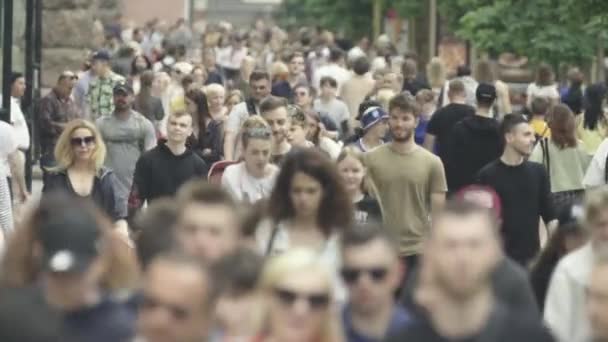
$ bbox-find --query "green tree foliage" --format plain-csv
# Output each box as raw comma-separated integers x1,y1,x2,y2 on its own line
439,0,608,67
278,0,425,40
279,0,608,68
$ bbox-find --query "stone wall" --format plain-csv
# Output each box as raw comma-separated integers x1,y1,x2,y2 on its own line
42,0,120,87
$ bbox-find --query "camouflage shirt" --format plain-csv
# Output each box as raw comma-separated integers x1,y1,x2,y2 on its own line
86,72,125,119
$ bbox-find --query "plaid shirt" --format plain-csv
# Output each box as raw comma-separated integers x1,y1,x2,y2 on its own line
86,72,125,119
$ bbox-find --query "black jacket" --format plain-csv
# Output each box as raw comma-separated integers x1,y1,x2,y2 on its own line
42,167,124,221
128,144,208,219
444,115,503,192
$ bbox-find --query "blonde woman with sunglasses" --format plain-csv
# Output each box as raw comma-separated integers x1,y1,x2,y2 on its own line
43,119,124,223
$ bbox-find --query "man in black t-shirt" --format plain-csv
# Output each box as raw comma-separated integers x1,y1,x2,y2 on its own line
423,79,474,160
477,114,557,266
386,199,554,342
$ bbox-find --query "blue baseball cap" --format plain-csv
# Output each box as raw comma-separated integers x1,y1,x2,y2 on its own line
360,106,388,132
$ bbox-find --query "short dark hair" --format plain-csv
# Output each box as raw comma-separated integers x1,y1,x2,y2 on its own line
213,248,264,296
249,70,270,83
341,223,399,255
177,180,237,211
294,83,316,97
352,57,370,76
10,72,24,85
133,198,179,269
259,95,288,114
535,63,554,86
456,65,472,77
319,76,338,88
149,251,221,312
531,97,550,116
432,198,499,237
288,51,304,62
329,47,345,63
389,93,420,117
448,79,466,96
500,113,529,137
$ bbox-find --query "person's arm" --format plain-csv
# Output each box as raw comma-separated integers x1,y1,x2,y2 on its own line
38,97,62,138
7,150,29,202
497,81,512,115
430,157,448,218
143,119,157,151
206,121,225,164
543,264,575,341
538,165,558,235
127,157,148,223
423,134,436,152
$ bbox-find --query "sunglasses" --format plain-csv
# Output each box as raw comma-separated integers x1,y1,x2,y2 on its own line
273,287,330,311
141,295,190,321
70,136,95,147
340,267,388,285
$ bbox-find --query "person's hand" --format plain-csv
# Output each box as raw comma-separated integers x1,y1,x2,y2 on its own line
318,122,328,138
18,191,30,204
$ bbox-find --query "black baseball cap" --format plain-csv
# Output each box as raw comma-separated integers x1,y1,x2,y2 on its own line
113,83,133,95
37,208,102,274
476,83,497,102
91,49,111,61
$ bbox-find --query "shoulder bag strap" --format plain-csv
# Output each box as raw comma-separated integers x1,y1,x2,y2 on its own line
265,222,280,257
541,138,551,183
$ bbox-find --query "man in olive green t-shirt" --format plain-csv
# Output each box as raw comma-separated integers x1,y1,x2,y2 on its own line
364,93,447,268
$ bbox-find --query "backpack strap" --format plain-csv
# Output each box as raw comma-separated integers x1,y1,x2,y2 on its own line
265,223,280,257
540,138,550,180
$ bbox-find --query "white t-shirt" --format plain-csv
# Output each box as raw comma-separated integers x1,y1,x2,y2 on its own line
526,83,560,108
255,219,346,302
0,121,18,177
221,162,278,203
10,97,30,150
583,138,608,188
313,64,351,93
313,98,350,129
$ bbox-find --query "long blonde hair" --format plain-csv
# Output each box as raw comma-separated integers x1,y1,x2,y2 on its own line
52,119,106,172
257,248,344,342
337,147,382,208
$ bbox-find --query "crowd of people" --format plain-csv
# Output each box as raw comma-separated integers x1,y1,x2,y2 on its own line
1,16,608,342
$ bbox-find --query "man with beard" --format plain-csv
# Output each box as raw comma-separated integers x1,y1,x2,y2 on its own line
386,200,554,341
364,93,447,270
97,83,156,218
476,114,557,266
545,187,608,342
128,111,208,221
224,71,271,161
259,96,292,166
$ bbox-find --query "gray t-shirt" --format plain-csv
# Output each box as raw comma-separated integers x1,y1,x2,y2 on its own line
313,98,350,132
96,110,156,212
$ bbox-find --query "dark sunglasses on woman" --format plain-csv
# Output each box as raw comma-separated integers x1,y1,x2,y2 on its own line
70,136,95,147
273,287,330,310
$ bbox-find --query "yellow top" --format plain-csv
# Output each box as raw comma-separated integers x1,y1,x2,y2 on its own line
530,118,551,138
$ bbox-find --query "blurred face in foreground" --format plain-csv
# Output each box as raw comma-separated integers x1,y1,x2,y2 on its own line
266,268,331,342
425,211,500,300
